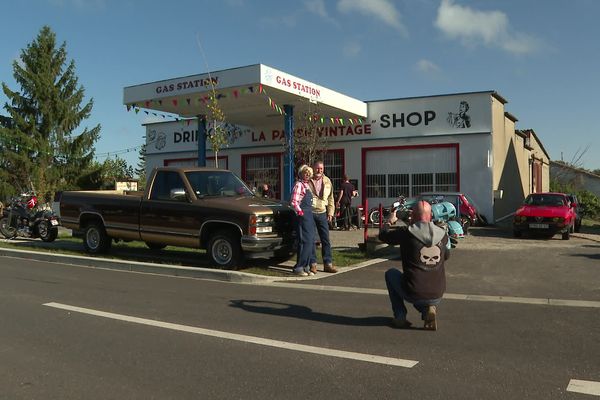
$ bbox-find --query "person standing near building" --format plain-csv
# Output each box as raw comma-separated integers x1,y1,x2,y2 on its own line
309,160,337,274
261,183,275,199
379,200,449,330
336,174,356,230
290,165,315,277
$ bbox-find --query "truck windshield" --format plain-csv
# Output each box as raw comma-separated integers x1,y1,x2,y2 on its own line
185,171,254,197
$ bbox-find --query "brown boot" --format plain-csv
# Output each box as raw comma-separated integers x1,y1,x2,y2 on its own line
324,263,338,273
423,305,437,331
309,263,318,274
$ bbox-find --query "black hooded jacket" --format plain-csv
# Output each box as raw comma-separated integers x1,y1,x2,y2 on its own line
379,221,449,300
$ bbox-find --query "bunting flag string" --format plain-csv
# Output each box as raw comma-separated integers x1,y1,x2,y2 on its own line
124,84,364,125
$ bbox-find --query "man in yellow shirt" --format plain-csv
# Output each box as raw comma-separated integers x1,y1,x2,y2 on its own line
308,160,337,273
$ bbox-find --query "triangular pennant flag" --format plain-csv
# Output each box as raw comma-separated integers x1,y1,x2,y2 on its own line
248,86,254,93
126,105,131,112
144,111,149,115
152,112,157,116
358,118,363,124
340,118,344,125
187,120,191,126
233,90,239,98
172,99,178,107
259,84,263,93
268,98,272,106
145,101,151,108
186,98,191,105
158,100,162,105
134,108,140,114
320,117,324,124
162,114,166,118
349,118,354,125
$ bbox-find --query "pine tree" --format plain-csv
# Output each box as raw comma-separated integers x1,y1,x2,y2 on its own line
0,25,100,201
135,142,147,189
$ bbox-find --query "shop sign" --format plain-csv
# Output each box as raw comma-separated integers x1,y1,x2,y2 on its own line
369,92,492,138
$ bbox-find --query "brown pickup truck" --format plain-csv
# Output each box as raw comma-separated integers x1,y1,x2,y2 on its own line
60,167,296,268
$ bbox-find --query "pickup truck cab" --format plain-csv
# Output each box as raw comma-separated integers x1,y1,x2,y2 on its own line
60,167,296,268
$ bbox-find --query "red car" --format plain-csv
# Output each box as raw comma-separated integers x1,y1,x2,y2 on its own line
513,192,577,240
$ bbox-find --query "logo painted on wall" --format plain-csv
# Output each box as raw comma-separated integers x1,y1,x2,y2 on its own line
446,101,471,128
148,129,167,150
155,132,167,150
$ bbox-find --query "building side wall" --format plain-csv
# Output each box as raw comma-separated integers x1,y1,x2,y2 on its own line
550,163,600,197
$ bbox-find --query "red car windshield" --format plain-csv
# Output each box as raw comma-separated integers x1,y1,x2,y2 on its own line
524,194,566,207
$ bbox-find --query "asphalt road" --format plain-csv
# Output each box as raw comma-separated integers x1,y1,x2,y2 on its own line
1,232,599,399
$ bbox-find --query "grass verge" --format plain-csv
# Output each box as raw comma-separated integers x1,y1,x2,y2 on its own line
0,234,376,276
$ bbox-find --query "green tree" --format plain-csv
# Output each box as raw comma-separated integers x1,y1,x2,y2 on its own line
136,142,147,190
0,25,100,201
77,157,134,190
204,84,241,168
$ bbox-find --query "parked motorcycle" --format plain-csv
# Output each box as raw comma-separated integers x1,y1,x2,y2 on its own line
368,196,414,226
0,192,59,242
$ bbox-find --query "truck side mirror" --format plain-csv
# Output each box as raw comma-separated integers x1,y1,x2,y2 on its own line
170,188,188,201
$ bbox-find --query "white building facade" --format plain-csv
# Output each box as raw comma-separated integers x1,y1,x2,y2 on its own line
143,90,549,223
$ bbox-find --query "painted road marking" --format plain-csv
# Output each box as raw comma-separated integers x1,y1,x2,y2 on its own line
43,302,418,368
567,379,600,396
267,283,600,309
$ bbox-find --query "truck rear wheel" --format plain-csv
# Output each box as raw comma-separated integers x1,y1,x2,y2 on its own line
83,223,111,254
208,230,242,269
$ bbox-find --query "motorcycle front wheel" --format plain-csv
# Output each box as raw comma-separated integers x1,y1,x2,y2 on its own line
368,210,380,226
0,216,17,239
38,220,58,242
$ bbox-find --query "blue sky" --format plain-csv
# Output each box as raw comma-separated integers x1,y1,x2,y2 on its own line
1,0,599,170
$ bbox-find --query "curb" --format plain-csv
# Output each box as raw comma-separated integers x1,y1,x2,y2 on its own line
0,246,391,284
0,247,274,284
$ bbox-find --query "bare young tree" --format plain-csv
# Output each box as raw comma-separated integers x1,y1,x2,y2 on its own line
288,102,329,168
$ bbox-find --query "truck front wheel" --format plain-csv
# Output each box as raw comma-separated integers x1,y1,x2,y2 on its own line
83,223,112,254
208,230,242,269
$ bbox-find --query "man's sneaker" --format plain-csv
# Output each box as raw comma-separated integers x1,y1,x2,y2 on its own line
309,263,318,274
324,263,338,273
423,306,437,331
390,318,412,329
308,271,315,276
293,270,308,277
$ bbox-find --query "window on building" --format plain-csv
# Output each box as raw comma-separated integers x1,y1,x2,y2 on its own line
323,150,344,192
412,173,433,196
388,174,410,198
366,174,386,198
435,172,457,192
243,154,281,198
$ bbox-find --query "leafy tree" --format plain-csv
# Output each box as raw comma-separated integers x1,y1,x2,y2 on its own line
0,25,100,201
77,157,134,190
204,84,241,168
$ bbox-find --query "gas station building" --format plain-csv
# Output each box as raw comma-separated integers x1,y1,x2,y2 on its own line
123,64,550,223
